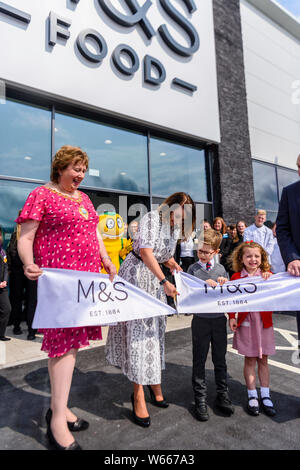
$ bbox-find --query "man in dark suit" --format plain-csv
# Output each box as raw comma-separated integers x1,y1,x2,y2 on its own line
276,154,300,343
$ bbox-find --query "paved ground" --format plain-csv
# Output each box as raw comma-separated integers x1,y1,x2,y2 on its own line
0,312,299,451
0,315,192,369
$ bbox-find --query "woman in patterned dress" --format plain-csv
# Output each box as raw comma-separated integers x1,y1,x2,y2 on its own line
17,146,116,450
106,193,196,427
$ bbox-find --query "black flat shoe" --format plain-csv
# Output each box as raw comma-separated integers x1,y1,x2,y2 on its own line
246,397,260,416
215,392,234,416
194,400,209,422
0,336,11,341
46,408,89,432
261,397,276,417
27,333,36,341
46,413,82,450
131,394,150,428
13,327,22,335
147,385,169,408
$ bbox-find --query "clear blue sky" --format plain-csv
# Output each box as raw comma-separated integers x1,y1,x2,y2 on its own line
275,0,300,19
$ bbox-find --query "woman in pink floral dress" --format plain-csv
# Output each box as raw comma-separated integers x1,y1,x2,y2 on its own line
17,146,116,450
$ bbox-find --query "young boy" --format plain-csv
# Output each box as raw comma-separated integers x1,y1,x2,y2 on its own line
187,229,234,421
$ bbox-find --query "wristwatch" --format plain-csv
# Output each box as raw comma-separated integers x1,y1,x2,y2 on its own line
159,278,168,286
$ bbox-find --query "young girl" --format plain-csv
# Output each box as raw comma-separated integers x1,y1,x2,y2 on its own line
229,241,276,417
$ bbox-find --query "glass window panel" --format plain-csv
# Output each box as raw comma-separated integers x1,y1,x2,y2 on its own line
81,188,150,227
150,138,209,202
152,197,212,232
277,167,298,199
0,180,40,249
0,99,51,180
265,211,277,226
55,113,149,194
252,161,278,211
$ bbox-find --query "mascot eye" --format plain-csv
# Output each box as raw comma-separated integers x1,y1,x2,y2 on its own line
117,217,123,229
106,218,115,229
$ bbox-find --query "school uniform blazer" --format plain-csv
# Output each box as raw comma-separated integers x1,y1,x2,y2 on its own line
228,272,273,328
276,180,300,267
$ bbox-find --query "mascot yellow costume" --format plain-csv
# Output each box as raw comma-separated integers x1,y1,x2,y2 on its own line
98,212,132,273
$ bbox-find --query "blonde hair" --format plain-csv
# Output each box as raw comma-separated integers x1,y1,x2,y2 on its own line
257,209,266,216
198,229,222,251
51,146,89,183
230,241,271,273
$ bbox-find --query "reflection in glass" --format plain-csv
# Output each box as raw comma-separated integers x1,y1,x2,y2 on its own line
152,197,212,232
150,138,208,202
253,161,278,211
266,211,277,226
82,189,150,231
277,167,298,199
0,99,51,180
55,113,148,194
0,180,40,248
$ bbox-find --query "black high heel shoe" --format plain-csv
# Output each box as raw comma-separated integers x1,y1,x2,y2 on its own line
131,394,151,428
147,385,169,408
46,411,82,450
46,408,89,432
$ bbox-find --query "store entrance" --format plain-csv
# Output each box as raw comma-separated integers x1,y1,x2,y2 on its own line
82,188,150,238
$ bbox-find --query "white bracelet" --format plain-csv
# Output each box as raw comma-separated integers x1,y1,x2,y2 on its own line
102,256,111,261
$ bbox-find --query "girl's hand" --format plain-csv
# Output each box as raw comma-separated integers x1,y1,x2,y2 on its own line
163,281,179,298
23,263,43,281
229,318,237,332
206,279,218,287
0,281,7,289
262,271,272,280
217,277,228,286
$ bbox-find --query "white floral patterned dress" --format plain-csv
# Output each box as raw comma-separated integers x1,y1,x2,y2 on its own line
105,210,179,385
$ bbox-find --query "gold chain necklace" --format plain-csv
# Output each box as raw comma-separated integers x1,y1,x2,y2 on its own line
46,186,89,220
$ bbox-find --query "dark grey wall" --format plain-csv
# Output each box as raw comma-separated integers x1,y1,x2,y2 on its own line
211,0,256,225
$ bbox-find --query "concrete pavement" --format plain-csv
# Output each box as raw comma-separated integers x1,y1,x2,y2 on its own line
0,313,299,450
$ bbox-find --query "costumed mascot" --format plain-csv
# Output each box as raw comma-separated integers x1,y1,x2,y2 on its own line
98,212,132,273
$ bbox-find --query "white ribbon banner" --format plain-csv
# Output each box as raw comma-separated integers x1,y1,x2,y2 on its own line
174,271,300,314
32,268,176,328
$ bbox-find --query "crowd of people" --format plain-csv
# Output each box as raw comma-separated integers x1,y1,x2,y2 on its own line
176,210,282,279
0,144,299,451
0,220,38,342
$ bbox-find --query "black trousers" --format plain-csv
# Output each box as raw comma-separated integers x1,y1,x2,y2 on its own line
180,257,195,273
192,315,228,401
0,289,11,337
9,268,37,330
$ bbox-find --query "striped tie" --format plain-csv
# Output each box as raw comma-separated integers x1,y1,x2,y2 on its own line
206,262,212,271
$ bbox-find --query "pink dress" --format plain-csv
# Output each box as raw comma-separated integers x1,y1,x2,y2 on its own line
232,268,276,358
16,186,102,358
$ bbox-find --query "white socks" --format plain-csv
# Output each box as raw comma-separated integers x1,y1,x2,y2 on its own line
260,387,273,407
248,389,259,407
248,388,273,408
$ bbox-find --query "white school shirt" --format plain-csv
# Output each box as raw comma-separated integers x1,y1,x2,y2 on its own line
198,258,215,271
243,224,275,257
271,239,286,274
180,237,195,257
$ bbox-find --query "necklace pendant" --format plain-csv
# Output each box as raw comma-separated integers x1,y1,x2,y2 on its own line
79,206,89,220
